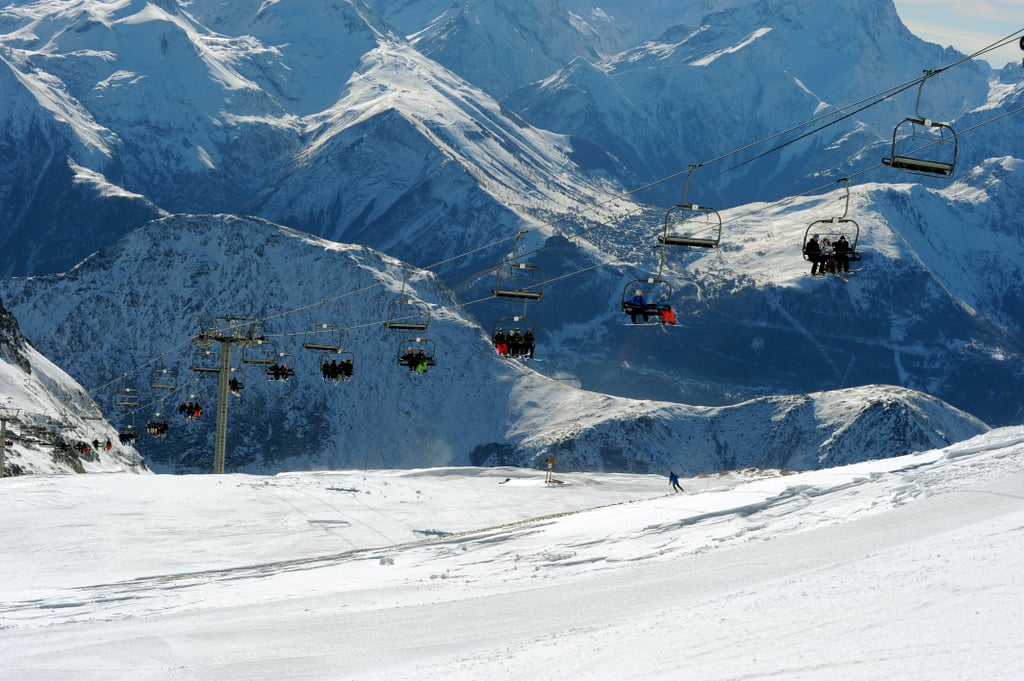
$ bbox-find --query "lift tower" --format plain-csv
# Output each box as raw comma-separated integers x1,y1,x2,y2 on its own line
0,404,20,479
191,316,261,474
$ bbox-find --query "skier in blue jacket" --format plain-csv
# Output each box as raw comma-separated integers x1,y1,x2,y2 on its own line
625,289,649,324
669,471,684,493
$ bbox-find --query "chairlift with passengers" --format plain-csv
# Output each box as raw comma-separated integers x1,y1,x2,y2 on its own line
145,406,169,438
621,219,674,322
318,351,355,382
177,384,204,420
264,349,295,382
658,165,722,250
118,414,139,445
305,319,354,380
882,69,959,177
228,369,245,396
620,277,674,324
491,316,536,359
396,337,436,373
802,179,862,264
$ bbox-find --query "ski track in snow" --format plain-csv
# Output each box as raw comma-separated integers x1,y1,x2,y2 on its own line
2,430,1019,629
1,428,1023,679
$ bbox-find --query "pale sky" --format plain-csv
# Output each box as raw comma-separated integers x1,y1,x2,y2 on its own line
893,0,1023,68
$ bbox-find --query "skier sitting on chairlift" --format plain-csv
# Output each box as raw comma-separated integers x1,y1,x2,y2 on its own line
625,289,650,324
493,328,508,356
656,294,676,325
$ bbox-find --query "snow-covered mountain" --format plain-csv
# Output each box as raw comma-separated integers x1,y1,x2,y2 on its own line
505,0,996,202
1,0,1013,273
0,297,143,474
0,0,1021,472
525,162,1024,430
0,214,988,474
0,0,630,277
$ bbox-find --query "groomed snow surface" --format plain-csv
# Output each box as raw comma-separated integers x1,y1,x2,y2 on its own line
2,427,1024,680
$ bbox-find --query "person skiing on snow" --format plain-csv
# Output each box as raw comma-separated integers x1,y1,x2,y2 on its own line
669,471,684,493
545,455,557,483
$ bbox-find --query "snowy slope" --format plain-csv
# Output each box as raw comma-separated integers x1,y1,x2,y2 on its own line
1,426,1022,679
0,298,143,475
0,214,986,475
406,0,604,98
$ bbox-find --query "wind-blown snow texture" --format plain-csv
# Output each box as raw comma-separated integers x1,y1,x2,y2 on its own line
0,0,1021,472
2,428,1023,679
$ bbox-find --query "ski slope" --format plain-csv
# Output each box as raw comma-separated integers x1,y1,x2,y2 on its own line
2,427,1023,680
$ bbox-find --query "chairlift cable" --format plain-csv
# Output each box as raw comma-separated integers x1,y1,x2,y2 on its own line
86,30,1024,408
96,100,1023,410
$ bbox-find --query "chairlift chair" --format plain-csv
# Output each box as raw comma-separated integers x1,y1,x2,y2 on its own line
492,262,545,301
118,416,138,445
396,337,436,372
145,410,169,438
802,179,862,263
47,414,76,431
240,339,279,366
882,70,959,177
620,277,674,321
384,297,431,331
228,371,245,395
150,362,178,391
803,218,861,263
178,393,204,420
264,350,296,381
190,347,220,374
302,323,346,353
658,166,722,250
492,230,545,301
658,203,722,250
302,304,347,352
491,316,537,358
319,350,355,382
114,387,140,409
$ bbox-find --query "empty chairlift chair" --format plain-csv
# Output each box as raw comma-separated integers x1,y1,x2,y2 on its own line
114,386,140,409
658,166,722,250
384,297,431,332
658,204,722,249
492,231,545,301
882,69,959,177
150,359,178,391
492,262,545,301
